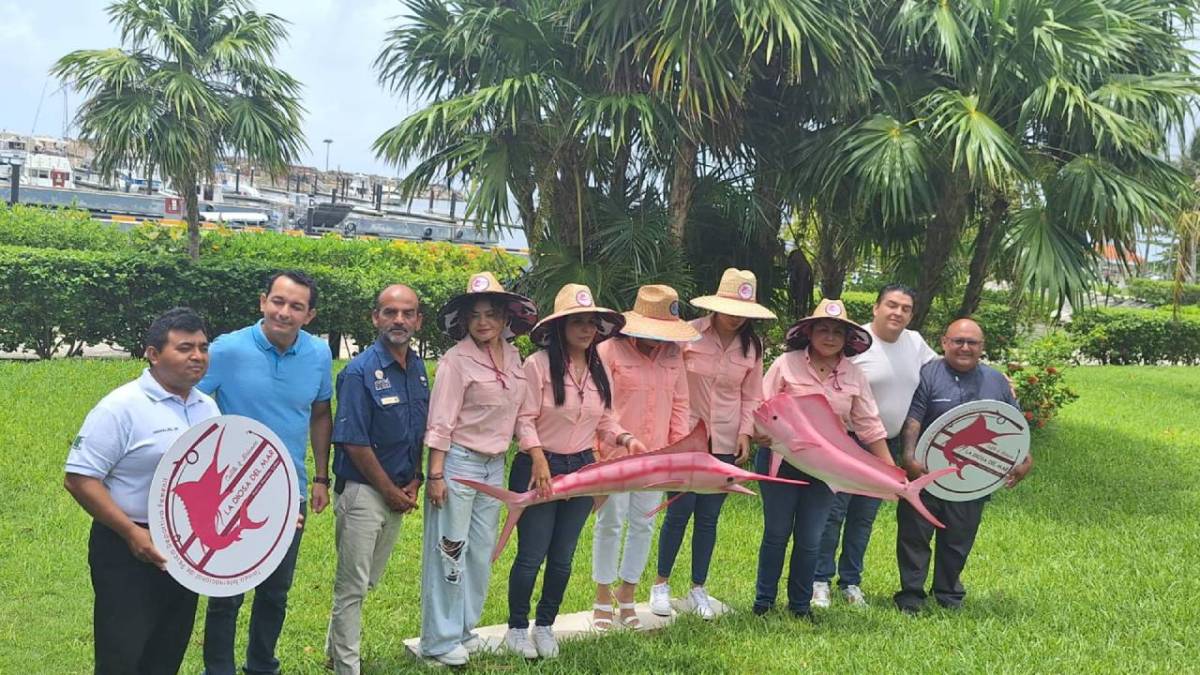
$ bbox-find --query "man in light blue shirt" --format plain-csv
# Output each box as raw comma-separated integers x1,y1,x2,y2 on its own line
65,307,220,674
198,270,334,675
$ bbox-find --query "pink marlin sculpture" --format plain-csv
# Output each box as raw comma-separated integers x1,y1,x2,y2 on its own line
753,393,956,528
456,421,809,562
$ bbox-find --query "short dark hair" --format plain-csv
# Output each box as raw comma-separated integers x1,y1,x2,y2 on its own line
265,270,319,310
875,283,917,305
145,307,207,352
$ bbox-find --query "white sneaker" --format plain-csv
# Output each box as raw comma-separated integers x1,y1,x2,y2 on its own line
461,633,483,654
432,644,469,666
503,627,538,659
531,625,559,659
842,584,868,607
649,582,673,616
687,586,715,620
812,581,832,609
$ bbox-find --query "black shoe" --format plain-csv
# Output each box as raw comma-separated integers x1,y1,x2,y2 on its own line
895,602,921,616
936,600,962,611
752,604,771,616
790,609,816,623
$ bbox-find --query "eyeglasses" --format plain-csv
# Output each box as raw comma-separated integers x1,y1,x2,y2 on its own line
947,338,983,348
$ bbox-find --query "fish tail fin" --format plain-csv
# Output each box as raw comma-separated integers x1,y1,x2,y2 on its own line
901,467,958,529
491,506,524,563
455,479,527,562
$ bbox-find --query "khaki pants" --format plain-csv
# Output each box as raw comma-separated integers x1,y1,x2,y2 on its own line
325,481,404,675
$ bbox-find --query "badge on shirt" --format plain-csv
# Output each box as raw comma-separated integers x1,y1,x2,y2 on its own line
374,377,392,391
375,369,384,380
380,395,400,405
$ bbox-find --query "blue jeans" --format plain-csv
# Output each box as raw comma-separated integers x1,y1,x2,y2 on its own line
656,454,735,586
814,492,882,587
420,444,505,657
753,447,834,613
506,451,595,629
203,501,307,675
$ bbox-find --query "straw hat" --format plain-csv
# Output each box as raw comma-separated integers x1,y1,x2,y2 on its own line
620,285,701,342
529,283,625,347
690,268,777,320
437,271,539,340
784,298,872,356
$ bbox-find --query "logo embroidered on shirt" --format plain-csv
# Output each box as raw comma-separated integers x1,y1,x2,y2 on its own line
374,378,392,391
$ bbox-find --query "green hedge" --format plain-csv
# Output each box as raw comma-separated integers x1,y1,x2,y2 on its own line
1067,309,1200,365
1127,278,1200,306
0,205,525,359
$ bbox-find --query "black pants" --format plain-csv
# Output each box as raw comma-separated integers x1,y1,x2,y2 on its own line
506,451,595,629
89,521,198,675
894,492,987,609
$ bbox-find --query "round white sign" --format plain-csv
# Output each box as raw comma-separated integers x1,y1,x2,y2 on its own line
148,415,300,597
915,401,1030,502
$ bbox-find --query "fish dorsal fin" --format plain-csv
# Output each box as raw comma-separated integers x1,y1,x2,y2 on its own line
580,420,710,472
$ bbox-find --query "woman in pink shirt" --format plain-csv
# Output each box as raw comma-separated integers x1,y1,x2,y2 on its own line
418,272,538,666
590,285,697,631
503,284,647,660
752,299,890,620
651,269,777,621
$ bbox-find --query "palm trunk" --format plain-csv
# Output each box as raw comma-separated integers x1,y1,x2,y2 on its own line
787,248,815,317
668,135,697,245
182,172,201,261
957,195,1008,318
912,181,969,330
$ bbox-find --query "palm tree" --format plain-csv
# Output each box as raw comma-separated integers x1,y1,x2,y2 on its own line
806,0,1199,327
53,0,305,260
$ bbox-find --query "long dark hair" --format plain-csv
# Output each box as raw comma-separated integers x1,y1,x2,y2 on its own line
546,319,613,408
737,319,762,359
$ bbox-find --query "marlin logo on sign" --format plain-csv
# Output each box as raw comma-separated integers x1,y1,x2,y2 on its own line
173,428,267,554
938,415,1020,478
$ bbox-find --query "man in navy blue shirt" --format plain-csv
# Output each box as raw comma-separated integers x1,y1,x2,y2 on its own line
198,270,334,675
895,318,1034,613
325,284,428,674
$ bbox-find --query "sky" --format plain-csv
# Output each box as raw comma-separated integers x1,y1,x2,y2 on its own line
0,0,419,176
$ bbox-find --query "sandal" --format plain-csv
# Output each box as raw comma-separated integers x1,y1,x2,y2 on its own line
591,602,616,632
617,601,642,630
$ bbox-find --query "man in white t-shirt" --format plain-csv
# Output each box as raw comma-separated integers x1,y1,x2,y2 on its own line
812,285,937,608
64,308,221,673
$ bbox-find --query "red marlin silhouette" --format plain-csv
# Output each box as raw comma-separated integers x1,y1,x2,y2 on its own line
174,440,267,554
939,415,1020,477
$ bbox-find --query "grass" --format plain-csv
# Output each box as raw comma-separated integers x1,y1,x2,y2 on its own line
2,361,1198,673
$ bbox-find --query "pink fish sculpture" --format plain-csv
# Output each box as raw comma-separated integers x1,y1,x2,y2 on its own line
457,421,809,561
754,393,955,528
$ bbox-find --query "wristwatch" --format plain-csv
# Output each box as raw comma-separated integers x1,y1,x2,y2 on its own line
312,476,331,486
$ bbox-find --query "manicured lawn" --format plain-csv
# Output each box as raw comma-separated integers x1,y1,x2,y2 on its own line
1,362,1197,673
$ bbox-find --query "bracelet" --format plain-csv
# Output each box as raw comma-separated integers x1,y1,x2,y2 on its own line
427,473,444,480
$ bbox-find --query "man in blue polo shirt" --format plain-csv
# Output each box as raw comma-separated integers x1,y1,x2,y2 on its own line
895,318,1033,614
198,270,334,675
65,307,220,674
326,284,428,674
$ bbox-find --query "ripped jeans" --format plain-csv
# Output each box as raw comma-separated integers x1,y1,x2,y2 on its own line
419,444,505,657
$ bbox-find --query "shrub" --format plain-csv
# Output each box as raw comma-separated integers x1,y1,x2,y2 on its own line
1005,331,1081,429
1127,278,1200,306
0,203,131,251
1067,309,1200,365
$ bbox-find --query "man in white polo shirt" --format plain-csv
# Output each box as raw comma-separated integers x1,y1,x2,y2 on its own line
65,308,221,674
812,284,937,608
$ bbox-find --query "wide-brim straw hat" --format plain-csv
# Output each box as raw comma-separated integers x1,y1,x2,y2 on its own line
785,298,872,356
690,268,777,320
438,271,539,340
620,284,701,342
529,283,625,347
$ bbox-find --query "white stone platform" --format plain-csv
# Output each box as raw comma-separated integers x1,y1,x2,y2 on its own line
403,596,732,662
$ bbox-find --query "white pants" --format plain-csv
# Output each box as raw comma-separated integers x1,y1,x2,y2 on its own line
592,491,663,586
325,481,405,675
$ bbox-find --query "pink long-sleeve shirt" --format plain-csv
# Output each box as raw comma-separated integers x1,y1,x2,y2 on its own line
515,350,627,455
425,336,526,455
597,337,690,460
762,348,888,445
683,317,764,455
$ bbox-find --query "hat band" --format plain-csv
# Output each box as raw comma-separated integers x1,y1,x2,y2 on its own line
715,291,755,301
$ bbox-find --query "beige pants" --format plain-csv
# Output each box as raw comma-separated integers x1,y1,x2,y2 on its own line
325,481,405,675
